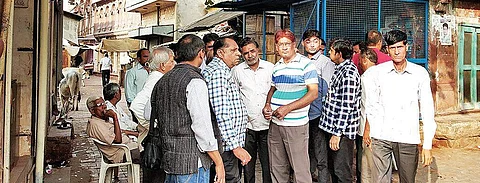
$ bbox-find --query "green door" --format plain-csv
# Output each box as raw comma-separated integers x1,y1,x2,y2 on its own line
459,25,480,109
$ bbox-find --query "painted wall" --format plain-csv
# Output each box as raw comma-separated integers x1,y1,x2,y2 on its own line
141,5,175,27
429,0,480,114
11,0,34,157
175,0,207,39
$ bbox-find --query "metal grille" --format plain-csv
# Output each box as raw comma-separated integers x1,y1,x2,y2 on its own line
380,0,426,59
326,0,378,44
292,0,318,52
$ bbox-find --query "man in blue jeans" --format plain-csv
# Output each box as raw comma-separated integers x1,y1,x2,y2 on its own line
150,34,225,183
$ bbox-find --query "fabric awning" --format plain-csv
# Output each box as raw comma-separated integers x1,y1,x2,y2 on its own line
179,9,245,32
100,38,143,52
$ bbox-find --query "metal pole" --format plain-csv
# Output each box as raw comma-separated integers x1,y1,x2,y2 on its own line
242,14,246,38
2,1,14,182
262,11,266,60
35,0,50,181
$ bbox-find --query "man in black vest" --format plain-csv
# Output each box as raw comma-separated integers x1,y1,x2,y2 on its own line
150,34,225,183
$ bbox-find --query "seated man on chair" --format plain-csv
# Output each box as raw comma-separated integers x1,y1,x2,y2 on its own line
86,96,140,181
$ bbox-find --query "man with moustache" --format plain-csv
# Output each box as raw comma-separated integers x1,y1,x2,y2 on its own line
368,30,436,183
202,37,250,183
231,37,273,183
301,29,335,181
263,29,318,183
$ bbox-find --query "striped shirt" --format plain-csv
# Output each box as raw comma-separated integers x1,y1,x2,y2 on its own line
271,53,318,126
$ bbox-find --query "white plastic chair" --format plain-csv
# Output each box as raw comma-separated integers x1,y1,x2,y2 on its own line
91,138,140,183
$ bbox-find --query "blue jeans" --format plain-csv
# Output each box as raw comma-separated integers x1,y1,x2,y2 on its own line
165,167,210,183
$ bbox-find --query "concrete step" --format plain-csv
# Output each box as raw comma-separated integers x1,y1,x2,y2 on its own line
433,113,480,148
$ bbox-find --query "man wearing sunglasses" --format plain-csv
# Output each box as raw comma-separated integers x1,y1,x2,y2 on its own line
86,96,140,182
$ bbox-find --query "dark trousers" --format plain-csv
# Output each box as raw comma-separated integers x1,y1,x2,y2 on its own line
222,150,241,183
371,138,418,183
309,117,321,177
244,129,271,183
101,70,110,86
140,151,166,183
356,135,363,183
317,129,355,183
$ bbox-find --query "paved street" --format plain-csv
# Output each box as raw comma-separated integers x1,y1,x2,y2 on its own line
44,74,480,183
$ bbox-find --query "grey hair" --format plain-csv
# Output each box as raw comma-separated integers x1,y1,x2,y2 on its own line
86,96,102,109
148,46,174,71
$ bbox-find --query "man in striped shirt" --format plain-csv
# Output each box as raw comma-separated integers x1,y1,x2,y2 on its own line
318,38,361,183
263,29,318,183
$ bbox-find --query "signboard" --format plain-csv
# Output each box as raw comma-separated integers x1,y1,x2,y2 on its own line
63,15,79,45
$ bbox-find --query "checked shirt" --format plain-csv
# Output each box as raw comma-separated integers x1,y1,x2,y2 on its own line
319,60,361,140
202,57,248,151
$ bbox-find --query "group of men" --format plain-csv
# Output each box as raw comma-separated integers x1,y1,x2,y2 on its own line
87,28,436,183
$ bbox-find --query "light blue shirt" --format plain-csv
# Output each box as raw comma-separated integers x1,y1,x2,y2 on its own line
125,63,149,103
308,51,335,120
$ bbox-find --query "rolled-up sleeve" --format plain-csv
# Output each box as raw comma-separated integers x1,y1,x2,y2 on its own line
187,79,218,152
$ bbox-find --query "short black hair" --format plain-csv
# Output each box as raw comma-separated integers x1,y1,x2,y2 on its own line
136,48,149,58
320,38,326,46
360,49,378,64
354,41,367,52
385,30,407,46
176,34,205,62
443,23,448,28
203,33,219,44
103,83,120,101
302,29,321,41
213,36,235,56
329,37,353,60
239,37,259,49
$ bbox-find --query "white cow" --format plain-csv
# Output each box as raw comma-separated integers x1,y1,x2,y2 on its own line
59,70,82,119
62,67,90,87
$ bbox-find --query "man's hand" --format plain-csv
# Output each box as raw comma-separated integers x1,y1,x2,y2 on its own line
329,135,341,151
104,109,117,119
214,163,225,183
363,129,371,147
123,130,139,137
262,104,273,120
272,105,291,120
422,149,433,167
232,147,251,166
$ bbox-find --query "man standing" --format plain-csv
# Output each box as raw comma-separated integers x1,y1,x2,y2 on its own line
263,29,318,183
353,30,392,74
103,83,138,132
369,30,436,183
357,49,378,183
231,37,273,183
150,34,225,183
100,53,111,86
125,48,150,107
202,37,251,183
203,33,219,67
318,38,361,183
301,29,335,181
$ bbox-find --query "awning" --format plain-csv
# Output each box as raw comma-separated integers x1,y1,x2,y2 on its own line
128,25,174,39
179,9,245,32
212,0,301,12
100,38,143,52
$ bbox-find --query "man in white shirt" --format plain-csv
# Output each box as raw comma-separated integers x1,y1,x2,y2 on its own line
232,38,273,183
103,83,138,133
129,46,175,147
357,49,378,183
100,53,111,86
368,30,437,183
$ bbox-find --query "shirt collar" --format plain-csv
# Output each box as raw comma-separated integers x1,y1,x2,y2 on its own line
386,59,413,74
278,53,302,64
135,62,147,70
311,51,324,60
211,57,231,71
243,59,266,70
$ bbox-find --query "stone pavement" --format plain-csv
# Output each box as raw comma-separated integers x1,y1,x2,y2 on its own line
44,74,480,183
